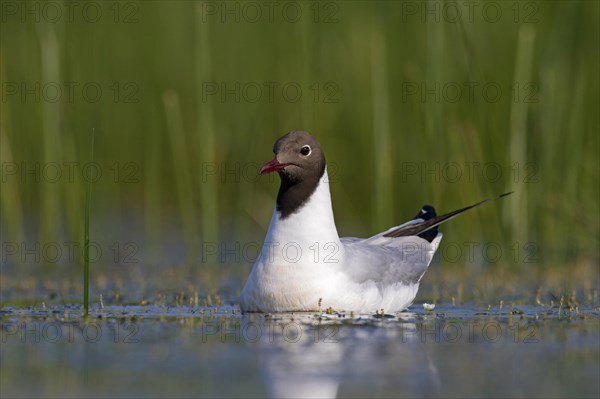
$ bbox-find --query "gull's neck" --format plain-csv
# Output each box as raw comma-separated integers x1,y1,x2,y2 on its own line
264,169,342,250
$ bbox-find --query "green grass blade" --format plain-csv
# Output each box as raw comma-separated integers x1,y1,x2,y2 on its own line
83,129,95,317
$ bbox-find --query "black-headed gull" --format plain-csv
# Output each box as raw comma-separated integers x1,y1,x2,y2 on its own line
240,131,511,313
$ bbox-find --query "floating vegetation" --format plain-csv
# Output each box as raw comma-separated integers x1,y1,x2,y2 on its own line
423,303,436,311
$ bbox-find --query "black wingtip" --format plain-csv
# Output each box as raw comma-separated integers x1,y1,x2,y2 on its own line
413,205,438,242
413,205,436,221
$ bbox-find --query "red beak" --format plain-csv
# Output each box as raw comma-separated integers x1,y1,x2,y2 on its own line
260,158,288,174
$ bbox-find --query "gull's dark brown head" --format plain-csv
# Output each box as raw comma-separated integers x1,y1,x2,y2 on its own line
260,131,326,181
260,131,327,218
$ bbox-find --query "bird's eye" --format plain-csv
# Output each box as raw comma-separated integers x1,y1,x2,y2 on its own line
300,145,311,156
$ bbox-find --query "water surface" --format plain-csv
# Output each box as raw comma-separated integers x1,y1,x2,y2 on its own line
1,303,598,398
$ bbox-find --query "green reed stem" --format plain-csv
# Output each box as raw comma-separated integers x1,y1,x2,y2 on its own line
83,129,95,317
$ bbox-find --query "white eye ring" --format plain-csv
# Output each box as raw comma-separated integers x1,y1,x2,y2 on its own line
300,145,312,156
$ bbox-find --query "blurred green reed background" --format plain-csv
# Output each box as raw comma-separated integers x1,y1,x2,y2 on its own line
1,1,598,301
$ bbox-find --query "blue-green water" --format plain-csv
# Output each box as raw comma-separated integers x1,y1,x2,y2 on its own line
1,304,598,398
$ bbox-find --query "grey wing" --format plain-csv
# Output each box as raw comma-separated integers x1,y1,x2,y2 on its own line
340,234,441,286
